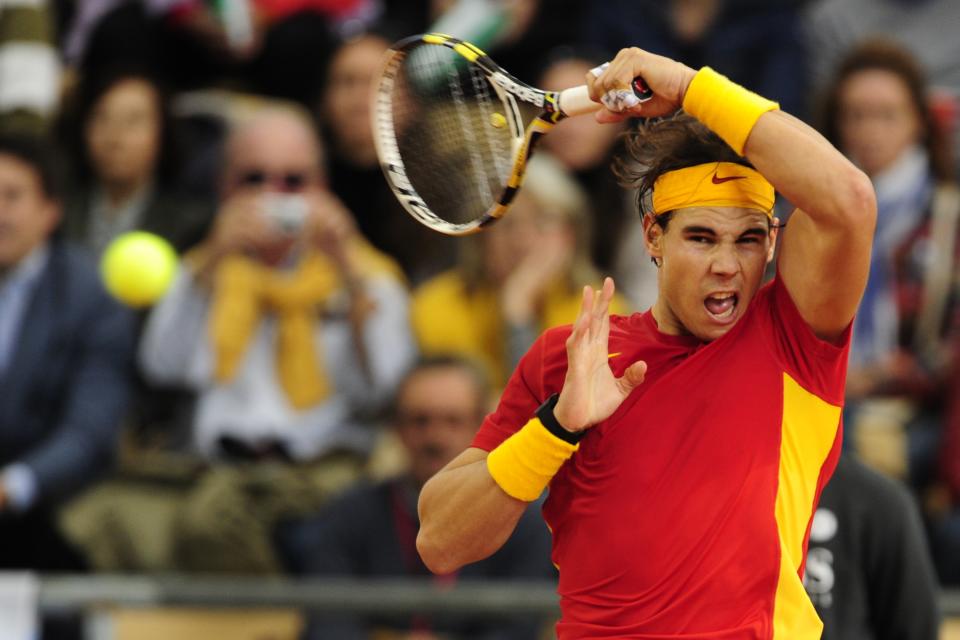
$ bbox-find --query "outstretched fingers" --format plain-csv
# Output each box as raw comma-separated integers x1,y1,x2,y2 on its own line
573,285,593,336
567,285,593,354
569,279,617,365
591,277,615,342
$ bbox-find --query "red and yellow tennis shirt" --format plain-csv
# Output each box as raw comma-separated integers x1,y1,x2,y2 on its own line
472,276,851,639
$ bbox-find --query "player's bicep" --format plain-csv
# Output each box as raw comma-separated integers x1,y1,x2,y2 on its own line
777,206,873,342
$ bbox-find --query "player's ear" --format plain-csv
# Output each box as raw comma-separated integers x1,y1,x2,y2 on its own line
766,217,780,264
643,214,664,265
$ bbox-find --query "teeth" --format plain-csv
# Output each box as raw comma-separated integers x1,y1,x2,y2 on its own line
704,293,737,319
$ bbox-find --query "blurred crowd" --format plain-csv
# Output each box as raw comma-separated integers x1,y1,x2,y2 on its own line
1,0,960,638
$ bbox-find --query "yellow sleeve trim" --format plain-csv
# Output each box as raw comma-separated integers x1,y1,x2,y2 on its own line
486,417,579,502
682,67,779,155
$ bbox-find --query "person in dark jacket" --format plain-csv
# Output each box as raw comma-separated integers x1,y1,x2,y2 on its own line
804,454,941,639
0,134,136,569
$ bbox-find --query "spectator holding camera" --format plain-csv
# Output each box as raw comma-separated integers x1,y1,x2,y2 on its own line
138,104,416,573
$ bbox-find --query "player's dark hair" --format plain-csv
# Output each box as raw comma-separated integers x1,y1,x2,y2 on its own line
615,113,751,229
0,134,64,200
817,38,953,182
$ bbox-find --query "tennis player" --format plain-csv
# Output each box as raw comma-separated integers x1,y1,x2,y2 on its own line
417,47,877,638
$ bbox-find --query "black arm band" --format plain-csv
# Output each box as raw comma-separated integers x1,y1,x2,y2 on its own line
536,393,585,444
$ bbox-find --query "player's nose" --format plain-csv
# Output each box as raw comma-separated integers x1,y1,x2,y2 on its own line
709,243,740,276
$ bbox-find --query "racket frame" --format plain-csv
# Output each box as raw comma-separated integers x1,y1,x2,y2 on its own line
373,33,573,236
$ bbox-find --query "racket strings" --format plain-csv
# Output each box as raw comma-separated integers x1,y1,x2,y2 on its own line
468,64,512,186
450,65,497,208
390,44,516,226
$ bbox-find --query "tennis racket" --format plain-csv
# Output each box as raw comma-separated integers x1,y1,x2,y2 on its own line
373,33,652,236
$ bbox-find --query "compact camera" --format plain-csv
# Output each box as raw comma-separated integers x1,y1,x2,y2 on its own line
261,193,308,234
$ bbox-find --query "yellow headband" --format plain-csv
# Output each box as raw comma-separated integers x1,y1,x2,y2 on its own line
651,162,775,217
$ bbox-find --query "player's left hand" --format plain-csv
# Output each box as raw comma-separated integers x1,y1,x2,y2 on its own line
585,47,697,123
553,277,648,433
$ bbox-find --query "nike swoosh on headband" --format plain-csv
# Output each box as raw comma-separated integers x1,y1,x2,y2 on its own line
711,173,747,184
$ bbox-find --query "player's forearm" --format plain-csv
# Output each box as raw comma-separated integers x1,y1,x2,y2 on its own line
676,66,875,231
677,66,877,337
417,455,527,575
742,110,876,229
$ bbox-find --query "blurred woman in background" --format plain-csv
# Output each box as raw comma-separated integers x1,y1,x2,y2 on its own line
818,40,960,572
60,65,212,257
319,32,453,285
821,40,957,390
411,154,630,389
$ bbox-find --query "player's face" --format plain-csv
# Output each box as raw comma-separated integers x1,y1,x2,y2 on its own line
0,154,59,271
646,206,776,342
394,367,486,487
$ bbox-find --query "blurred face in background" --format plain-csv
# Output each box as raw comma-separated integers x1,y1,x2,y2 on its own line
394,365,486,487
837,68,923,177
84,78,163,191
222,111,325,261
224,112,323,199
322,35,389,167
0,154,59,271
481,189,574,284
538,58,625,171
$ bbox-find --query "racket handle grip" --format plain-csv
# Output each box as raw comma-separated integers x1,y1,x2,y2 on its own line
632,77,654,101
558,77,653,118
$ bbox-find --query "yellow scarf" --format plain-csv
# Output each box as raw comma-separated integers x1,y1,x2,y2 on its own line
207,240,404,409
209,251,341,410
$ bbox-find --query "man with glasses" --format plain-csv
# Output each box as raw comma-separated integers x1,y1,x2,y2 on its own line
138,104,416,573
277,355,556,639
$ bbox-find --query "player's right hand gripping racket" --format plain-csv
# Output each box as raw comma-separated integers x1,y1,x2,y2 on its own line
372,33,652,236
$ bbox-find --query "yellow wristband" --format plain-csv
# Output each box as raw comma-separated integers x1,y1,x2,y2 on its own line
682,67,779,155
486,417,579,502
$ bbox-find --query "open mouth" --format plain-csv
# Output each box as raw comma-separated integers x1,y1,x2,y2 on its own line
704,292,738,320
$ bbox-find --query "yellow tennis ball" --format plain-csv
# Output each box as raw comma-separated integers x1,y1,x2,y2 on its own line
100,231,178,307
490,112,507,129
